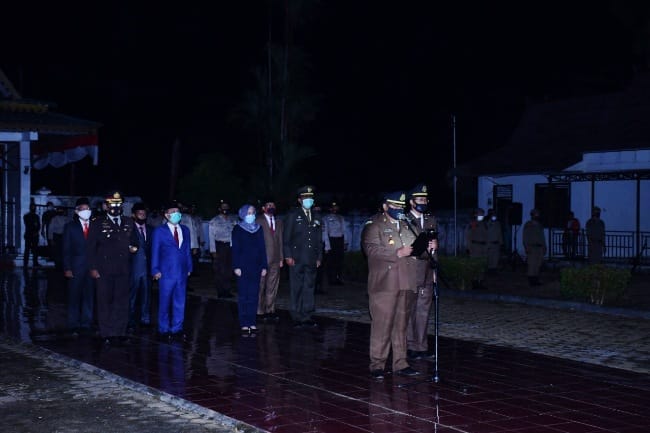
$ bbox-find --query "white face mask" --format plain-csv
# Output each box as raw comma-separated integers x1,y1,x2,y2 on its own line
77,209,92,221
491,216,497,221
477,215,485,221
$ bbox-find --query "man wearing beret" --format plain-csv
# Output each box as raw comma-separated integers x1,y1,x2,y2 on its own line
404,184,439,361
86,192,133,345
361,191,430,379
283,185,324,327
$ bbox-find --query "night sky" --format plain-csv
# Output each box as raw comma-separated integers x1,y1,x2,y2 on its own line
2,1,642,209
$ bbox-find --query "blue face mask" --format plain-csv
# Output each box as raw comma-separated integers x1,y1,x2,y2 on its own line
168,212,182,225
414,203,428,213
244,215,255,224
386,207,405,221
302,198,314,209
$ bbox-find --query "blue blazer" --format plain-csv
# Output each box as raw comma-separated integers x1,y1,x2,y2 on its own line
62,218,90,274
150,223,193,278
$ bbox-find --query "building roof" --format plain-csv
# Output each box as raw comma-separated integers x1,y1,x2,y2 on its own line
0,68,101,136
457,73,650,178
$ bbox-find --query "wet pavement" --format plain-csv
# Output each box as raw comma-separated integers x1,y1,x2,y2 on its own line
2,265,650,432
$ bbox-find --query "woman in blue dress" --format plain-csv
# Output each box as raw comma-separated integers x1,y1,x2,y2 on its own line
231,204,268,333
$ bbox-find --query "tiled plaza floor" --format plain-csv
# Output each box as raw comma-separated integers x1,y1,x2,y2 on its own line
2,267,650,432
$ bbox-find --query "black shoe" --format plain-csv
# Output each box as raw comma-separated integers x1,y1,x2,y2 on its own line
396,367,420,377
292,321,303,329
302,320,318,328
407,349,422,361
370,369,385,380
269,313,280,321
157,332,171,343
257,314,267,322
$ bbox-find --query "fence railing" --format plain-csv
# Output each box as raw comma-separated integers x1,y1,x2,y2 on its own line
550,229,650,264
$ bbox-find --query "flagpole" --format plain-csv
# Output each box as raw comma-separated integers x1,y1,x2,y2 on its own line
452,114,457,256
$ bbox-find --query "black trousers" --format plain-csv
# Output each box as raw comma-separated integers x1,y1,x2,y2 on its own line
326,236,345,283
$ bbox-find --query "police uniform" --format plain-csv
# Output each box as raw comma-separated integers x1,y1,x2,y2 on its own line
86,192,133,343
585,207,606,264
322,202,347,285
405,184,438,358
282,186,323,325
361,191,419,377
208,201,238,297
522,209,546,286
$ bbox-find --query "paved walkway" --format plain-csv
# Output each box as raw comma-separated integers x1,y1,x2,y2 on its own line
1,265,649,432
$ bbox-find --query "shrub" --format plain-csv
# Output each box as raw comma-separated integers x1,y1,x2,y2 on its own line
560,265,631,305
437,255,487,290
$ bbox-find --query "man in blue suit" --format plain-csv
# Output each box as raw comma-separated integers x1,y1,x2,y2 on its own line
128,202,153,332
151,201,193,343
62,197,95,336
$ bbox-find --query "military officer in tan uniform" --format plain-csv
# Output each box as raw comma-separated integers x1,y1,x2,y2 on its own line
585,206,606,264
522,208,546,286
466,208,489,289
361,191,427,380
404,184,439,361
486,208,503,272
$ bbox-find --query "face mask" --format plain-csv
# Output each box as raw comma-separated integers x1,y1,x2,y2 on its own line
135,217,147,224
491,216,497,221
244,215,256,224
414,203,428,213
302,198,314,209
266,207,276,216
476,215,485,221
168,212,182,225
386,207,405,221
77,209,92,221
108,206,122,217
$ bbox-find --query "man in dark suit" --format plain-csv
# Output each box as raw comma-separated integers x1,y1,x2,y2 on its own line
282,185,323,327
128,202,153,332
62,197,95,336
87,192,133,345
151,201,193,342
256,198,284,321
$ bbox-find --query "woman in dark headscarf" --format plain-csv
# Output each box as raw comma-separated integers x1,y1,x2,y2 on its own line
231,204,268,333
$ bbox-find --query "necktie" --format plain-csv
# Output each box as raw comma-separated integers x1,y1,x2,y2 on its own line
83,222,89,239
112,217,119,226
174,226,179,247
140,225,145,241
306,210,311,222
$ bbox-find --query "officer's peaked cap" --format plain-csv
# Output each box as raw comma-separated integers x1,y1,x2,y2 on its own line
409,184,428,198
384,191,406,207
297,185,315,197
105,192,123,205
